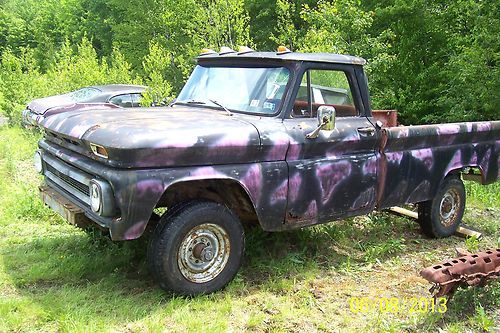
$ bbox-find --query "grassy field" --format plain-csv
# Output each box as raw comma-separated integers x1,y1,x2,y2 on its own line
0,126,498,333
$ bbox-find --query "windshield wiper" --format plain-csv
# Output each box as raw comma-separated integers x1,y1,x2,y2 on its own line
209,99,233,116
170,99,232,116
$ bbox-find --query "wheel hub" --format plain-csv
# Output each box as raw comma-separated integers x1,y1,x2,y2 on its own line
192,243,207,260
439,188,460,227
177,223,230,283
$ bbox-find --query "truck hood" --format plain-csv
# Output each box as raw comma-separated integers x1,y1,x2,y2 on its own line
28,93,75,114
41,107,263,168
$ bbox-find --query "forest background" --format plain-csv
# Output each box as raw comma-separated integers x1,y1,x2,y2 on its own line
0,0,498,125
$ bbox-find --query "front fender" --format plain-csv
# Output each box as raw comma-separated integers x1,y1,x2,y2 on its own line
110,162,289,240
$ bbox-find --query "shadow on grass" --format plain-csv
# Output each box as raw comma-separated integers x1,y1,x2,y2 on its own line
2,229,151,290
240,212,434,283
3,212,420,291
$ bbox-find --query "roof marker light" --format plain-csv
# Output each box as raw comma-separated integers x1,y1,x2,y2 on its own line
277,46,291,55
237,46,254,54
219,46,236,55
199,48,217,56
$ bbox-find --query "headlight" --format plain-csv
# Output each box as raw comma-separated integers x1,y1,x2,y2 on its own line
33,150,43,174
90,182,101,212
89,179,115,216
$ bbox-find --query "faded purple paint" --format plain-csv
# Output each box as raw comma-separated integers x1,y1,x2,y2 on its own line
124,220,149,239
362,158,377,175
135,179,165,196
479,148,492,176
437,124,461,135
288,172,302,203
303,200,318,222
351,187,376,210
386,152,404,164
411,148,434,171
397,127,409,138
189,166,226,178
469,151,478,165
407,180,431,203
153,133,199,149
445,150,462,176
476,122,491,132
287,138,301,160
316,161,352,205
240,164,263,205
271,179,288,204
265,132,290,161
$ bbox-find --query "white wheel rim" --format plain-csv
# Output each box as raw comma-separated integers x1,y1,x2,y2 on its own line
177,223,230,283
439,188,460,227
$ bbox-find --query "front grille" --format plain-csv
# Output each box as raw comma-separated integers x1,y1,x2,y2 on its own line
46,164,90,196
42,153,92,205
46,131,81,147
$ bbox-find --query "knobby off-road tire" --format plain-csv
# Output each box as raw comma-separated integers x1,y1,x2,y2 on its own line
418,176,466,238
147,200,245,295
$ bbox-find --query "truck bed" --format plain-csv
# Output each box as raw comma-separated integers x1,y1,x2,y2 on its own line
377,121,499,209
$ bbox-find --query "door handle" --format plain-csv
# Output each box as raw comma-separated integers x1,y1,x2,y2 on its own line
357,127,376,135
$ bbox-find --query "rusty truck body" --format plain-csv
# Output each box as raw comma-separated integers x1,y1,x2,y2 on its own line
35,50,499,295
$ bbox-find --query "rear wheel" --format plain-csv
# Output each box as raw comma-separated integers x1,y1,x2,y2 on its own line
148,201,244,295
418,176,466,238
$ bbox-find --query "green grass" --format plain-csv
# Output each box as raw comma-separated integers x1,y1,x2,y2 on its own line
0,126,499,332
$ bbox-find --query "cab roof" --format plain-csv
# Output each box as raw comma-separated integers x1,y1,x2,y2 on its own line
197,51,366,66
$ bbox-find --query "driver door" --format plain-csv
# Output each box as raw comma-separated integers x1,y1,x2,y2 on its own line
284,66,379,226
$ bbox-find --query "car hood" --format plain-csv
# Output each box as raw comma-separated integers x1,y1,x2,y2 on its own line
43,103,119,118
28,93,75,114
40,107,263,168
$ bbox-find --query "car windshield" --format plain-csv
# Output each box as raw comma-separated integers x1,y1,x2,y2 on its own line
176,65,291,115
69,87,101,102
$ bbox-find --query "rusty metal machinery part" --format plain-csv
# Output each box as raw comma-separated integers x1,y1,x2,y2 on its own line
420,249,500,297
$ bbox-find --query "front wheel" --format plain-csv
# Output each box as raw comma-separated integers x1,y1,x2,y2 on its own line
147,201,245,295
418,176,466,238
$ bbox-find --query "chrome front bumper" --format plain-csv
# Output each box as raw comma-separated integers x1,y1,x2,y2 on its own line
39,149,116,230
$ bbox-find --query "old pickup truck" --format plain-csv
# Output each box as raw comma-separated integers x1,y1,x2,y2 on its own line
35,47,499,295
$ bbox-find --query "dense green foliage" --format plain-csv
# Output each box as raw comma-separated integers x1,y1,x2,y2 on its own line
0,0,498,124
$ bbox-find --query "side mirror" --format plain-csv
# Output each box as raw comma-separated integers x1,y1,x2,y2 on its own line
306,106,336,139
317,105,336,130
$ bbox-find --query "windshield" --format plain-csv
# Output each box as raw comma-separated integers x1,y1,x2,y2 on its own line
176,65,291,115
69,87,101,102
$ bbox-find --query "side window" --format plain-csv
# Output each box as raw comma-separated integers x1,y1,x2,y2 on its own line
291,69,357,118
131,93,143,107
109,94,133,108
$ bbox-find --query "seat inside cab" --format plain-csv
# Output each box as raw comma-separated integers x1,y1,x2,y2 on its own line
291,83,357,118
